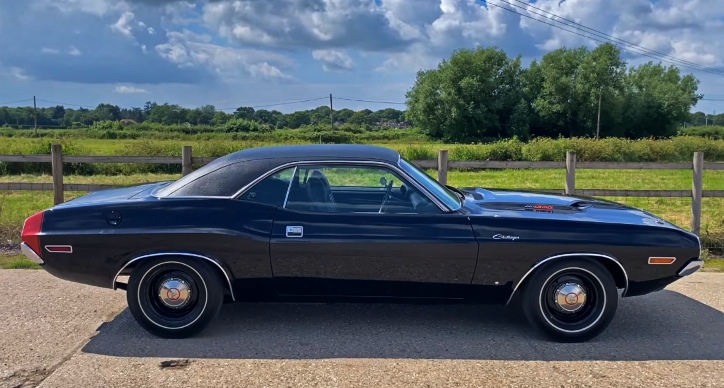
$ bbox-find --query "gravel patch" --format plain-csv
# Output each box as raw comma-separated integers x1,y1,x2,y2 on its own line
0,244,19,255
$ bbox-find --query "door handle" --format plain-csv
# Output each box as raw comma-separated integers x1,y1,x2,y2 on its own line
286,226,303,238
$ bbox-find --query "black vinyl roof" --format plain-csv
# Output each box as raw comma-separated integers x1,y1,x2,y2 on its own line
155,144,401,197
214,144,400,165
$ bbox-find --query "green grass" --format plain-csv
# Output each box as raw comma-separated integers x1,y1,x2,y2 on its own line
702,260,724,272
0,255,40,269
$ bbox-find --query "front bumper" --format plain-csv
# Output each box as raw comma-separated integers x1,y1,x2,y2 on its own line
678,259,704,277
20,242,44,264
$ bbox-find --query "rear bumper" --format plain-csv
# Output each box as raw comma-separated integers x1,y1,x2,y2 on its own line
677,259,704,277
20,242,44,264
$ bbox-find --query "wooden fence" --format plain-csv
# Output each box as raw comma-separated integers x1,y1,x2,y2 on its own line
1,144,723,236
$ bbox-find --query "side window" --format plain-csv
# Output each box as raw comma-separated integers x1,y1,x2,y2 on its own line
240,167,296,207
284,164,440,214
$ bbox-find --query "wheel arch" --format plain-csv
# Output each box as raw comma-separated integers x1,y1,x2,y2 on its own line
506,252,628,305
112,252,236,302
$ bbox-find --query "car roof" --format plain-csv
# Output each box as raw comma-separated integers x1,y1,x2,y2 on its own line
155,144,402,198
213,144,400,165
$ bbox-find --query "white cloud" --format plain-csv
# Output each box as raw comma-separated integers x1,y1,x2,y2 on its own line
9,67,30,80
147,27,156,34
111,11,135,38
40,46,82,56
68,45,82,56
35,0,129,17
517,0,724,68
312,49,354,71
155,29,294,80
201,0,417,51
113,85,148,93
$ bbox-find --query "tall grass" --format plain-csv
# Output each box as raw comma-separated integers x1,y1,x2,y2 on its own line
1,135,724,176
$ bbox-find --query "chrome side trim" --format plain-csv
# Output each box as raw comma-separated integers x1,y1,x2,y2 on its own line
231,159,452,212
678,259,704,277
112,252,235,301
505,252,629,305
282,166,298,208
20,242,44,264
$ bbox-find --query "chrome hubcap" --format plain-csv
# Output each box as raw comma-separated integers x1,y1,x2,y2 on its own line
554,282,587,313
158,277,192,309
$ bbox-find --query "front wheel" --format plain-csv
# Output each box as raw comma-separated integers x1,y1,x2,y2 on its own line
521,258,618,342
126,257,224,338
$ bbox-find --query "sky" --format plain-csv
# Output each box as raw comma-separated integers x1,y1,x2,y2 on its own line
0,0,723,114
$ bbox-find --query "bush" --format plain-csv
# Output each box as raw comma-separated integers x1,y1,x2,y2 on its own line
678,126,724,140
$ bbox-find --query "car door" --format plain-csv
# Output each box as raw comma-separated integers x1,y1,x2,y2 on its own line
268,162,479,298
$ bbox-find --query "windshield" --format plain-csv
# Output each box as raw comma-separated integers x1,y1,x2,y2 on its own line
399,158,462,211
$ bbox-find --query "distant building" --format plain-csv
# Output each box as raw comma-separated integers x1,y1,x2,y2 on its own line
119,119,138,126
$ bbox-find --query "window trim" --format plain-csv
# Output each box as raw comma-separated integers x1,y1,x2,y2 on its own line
234,160,452,213
282,166,298,208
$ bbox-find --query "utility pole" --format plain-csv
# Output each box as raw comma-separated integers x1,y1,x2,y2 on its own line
329,93,334,128
33,96,37,135
596,86,602,140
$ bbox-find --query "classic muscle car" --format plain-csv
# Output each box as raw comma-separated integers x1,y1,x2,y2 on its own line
20,144,703,342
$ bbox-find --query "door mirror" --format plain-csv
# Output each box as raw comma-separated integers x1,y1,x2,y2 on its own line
379,177,387,186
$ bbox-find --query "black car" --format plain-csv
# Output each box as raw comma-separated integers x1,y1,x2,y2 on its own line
20,144,703,342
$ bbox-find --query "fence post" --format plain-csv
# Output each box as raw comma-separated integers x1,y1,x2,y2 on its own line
565,151,576,195
692,151,703,236
438,149,448,185
51,144,64,205
182,145,193,176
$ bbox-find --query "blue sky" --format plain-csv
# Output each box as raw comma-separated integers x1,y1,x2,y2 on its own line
0,0,723,114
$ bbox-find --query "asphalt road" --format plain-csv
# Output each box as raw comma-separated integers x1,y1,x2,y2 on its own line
3,270,724,387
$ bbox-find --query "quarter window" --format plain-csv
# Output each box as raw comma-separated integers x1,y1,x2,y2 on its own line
241,167,296,207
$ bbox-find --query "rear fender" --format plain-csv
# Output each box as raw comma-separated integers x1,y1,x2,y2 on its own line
112,252,236,301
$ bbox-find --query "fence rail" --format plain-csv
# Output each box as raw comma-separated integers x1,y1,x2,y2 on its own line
1,144,722,236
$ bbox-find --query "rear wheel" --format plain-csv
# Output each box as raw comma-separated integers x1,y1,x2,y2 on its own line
521,258,618,342
126,257,224,338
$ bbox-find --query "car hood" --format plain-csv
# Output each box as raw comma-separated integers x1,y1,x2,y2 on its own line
460,187,631,209
458,187,680,229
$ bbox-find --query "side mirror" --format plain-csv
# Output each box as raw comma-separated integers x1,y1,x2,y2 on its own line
379,177,387,186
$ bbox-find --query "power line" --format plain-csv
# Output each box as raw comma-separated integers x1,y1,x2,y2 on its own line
487,0,724,77
0,98,33,106
36,99,89,108
499,0,724,76
217,97,328,111
335,97,407,105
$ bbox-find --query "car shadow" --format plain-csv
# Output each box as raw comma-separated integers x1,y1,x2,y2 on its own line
82,289,724,361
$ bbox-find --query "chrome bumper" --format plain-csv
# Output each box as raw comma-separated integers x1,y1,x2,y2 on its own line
678,259,704,277
20,242,44,264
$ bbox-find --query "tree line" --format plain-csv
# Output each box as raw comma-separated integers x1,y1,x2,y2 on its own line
0,101,408,130
0,42,719,141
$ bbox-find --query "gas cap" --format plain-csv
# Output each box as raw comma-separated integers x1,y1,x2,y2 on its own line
106,210,122,226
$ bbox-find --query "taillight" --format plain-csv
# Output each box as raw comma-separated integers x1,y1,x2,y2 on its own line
21,211,44,258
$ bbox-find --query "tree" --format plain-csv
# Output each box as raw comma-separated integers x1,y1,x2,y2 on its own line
620,62,701,138
405,46,527,142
